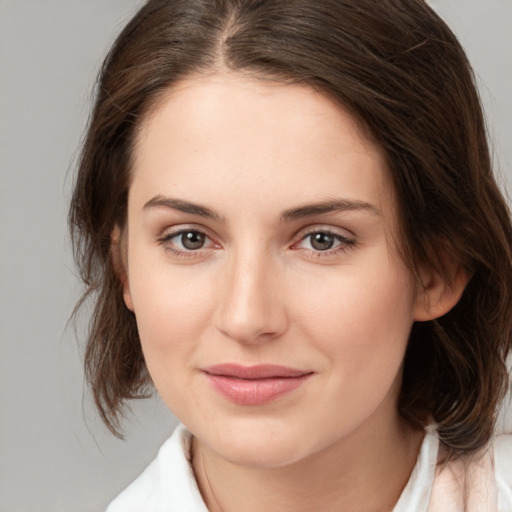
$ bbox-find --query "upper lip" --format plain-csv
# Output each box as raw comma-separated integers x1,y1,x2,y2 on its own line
203,364,312,379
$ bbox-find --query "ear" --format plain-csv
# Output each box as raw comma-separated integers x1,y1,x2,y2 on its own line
413,250,470,322
111,226,134,312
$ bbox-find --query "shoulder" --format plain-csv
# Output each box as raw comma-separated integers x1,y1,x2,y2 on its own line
106,424,208,512
494,433,512,511
428,433,512,512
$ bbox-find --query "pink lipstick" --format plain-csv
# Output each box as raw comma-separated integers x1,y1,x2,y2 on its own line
202,364,313,405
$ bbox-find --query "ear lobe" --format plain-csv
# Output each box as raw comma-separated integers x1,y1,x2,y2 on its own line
111,227,134,312
123,282,135,312
413,256,470,322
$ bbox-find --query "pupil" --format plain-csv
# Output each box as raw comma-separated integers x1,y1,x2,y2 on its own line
182,231,205,250
311,232,334,251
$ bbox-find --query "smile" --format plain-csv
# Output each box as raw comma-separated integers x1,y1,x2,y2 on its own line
202,364,313,406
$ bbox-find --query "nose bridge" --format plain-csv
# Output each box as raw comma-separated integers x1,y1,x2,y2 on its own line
216,241,286,343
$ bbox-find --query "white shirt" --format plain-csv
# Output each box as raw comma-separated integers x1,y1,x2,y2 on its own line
107,424,512,512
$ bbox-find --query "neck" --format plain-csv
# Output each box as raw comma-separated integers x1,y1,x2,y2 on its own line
191,414,423,512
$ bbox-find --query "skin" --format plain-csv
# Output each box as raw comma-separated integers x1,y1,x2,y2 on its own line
120,73,465,512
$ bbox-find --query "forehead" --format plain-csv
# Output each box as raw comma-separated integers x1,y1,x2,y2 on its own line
130,73,394,220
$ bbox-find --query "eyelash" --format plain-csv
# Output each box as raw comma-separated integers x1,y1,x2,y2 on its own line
157,228,218,259
290,228,356,258
157,227,356,259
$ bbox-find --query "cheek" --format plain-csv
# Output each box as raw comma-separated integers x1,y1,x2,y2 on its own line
128,269,213,413
294,260,415,335
125,246,216,375
291,258,416,378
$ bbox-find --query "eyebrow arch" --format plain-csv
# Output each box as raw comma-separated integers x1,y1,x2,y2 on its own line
143,195,223,221
281,199,382,221
143,195,380,223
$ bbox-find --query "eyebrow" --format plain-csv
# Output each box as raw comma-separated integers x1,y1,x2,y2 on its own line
143,195,223,221
143,195,381,222
280,199,382,221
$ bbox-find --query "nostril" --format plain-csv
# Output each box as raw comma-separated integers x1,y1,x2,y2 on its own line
214,256,288,343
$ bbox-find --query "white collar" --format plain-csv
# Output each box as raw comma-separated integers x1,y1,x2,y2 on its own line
108,424,511,512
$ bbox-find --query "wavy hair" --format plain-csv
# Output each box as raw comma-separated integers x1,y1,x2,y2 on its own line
69,0,512,454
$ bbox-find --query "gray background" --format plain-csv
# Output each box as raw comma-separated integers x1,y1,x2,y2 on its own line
0,1,511,511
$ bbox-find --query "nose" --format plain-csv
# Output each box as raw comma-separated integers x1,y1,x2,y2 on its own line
214,247,288,344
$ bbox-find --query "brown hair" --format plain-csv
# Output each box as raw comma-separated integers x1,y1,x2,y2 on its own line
70,0,512,454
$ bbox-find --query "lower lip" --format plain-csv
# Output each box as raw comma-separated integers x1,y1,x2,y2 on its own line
205,374,311,405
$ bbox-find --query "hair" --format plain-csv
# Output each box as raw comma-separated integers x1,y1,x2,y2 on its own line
70,0,512,455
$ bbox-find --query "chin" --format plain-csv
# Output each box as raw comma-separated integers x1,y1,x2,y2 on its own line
192,416,318,469
216,439,306,469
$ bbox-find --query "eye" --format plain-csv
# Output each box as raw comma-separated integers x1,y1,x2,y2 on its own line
158,228,218,255
177,230,206,250
292,228,356,255
308,232,337,251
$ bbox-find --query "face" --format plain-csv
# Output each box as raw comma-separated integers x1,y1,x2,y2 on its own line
122,73,428,468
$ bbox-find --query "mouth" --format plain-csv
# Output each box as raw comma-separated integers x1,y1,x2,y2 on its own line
202,364,313,405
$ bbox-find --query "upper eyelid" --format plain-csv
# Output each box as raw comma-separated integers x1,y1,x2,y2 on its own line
294,224,356,240
156,224,356,246
295,232,354,248
159,224,212,239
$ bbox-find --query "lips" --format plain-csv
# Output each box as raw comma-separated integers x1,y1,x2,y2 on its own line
202,364,313,405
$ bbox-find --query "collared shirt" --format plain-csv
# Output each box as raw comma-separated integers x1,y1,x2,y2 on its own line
107,424,512,512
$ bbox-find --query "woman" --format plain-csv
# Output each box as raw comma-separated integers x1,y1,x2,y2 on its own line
69,0,512,510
